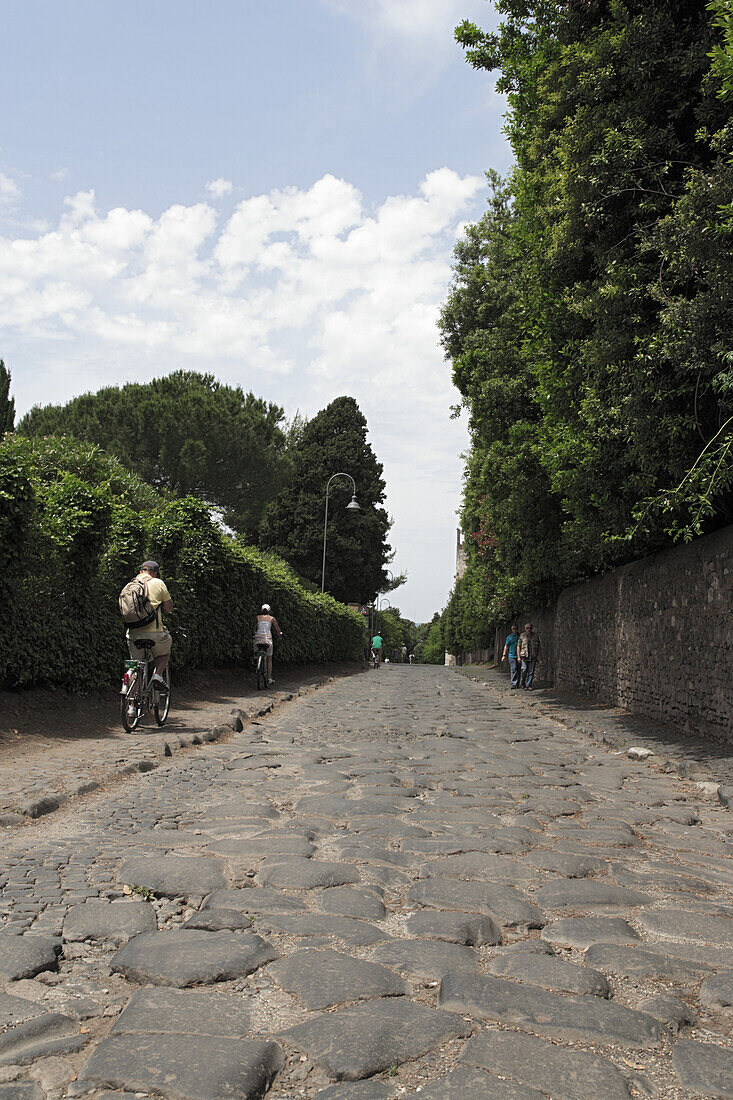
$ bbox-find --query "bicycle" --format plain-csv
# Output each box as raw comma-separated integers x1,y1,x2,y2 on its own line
255,642,270,691
371,648,381,670
120,639,171,732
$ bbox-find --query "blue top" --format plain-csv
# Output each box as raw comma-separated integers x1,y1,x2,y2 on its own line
505,633,518,659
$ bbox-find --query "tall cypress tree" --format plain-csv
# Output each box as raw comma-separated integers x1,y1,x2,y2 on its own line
259,396,391,603
0,361,15,434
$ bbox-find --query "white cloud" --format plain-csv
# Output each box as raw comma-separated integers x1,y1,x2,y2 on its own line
50,167,70,183
1,168,485,619
0,172,21,209
321,0,489,44
206,178,233,197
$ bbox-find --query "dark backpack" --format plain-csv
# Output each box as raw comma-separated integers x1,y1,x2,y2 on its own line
119,576,157,628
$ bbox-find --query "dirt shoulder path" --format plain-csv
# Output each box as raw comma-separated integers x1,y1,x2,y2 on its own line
0,662,362,821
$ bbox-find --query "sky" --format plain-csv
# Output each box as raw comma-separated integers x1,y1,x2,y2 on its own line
0,0,510,622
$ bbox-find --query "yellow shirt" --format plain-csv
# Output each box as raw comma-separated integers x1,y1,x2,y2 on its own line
129,574,171,633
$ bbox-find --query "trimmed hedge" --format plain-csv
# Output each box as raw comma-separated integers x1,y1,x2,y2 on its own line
0,434,363,690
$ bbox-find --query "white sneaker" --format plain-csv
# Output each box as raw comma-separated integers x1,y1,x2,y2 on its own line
267,678,275,685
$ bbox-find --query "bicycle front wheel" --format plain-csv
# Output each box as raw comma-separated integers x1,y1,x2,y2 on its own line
154,667,171,726
121,674,141,732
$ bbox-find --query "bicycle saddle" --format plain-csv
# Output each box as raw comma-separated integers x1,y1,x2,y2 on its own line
133,639,156,650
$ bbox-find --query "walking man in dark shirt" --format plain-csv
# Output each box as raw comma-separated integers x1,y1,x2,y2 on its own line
518,622,542,690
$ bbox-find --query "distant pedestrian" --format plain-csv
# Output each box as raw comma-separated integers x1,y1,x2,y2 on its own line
401,644,408,663
518,622,542,689
501,623,521,689
392,647,399,663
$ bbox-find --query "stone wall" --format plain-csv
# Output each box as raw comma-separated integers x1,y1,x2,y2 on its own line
495,524,733,741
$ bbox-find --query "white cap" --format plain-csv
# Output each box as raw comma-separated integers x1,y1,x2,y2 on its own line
261,604,271,612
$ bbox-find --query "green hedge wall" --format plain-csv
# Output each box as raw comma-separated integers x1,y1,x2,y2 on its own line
0,434,363,690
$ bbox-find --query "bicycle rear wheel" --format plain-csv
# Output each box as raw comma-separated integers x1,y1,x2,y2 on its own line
121,674,141,732
256,655,267,691
154,667,171,726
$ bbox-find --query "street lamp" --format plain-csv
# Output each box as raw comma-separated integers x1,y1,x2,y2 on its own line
321,472,361,593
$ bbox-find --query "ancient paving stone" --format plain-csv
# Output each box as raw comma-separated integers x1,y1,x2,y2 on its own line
637,995,697,1031
80,1033,284,1100
112,987,252,1036
418,852,538,888
280,998,470,1080
203,887,306,914
117,855,227,898
637,909,733,947
260,913,391,946
460,1029,632,1100
439,973,664,1047
584,942,710,982
523,851,604,877
534,880,652,910
699,972,733,1010
317,887,386,920
183,907,257,931
0,1013,89,1066
257,857,360,890
315,1083,394,1099
0,1085,44,1100
404,910,501,946
487,952,611,997
673,1039,733,1098
208,836,315,859
0,934,59,981
110,930,277,987
0,995,46,1030
267,948,405,1009
62,900,156,944
407,879,544,928
369,939,478,981
541,917,641,949
406,1066,544,1099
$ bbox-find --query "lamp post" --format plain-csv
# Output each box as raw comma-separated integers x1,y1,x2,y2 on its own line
321,472,361,594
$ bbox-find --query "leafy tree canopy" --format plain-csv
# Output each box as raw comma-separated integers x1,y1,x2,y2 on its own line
0,360,15,435
440,0,733,638
259,396,391,604
17,370,287,541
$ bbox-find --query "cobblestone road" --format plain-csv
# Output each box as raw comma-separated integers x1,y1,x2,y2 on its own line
1,666,731,1099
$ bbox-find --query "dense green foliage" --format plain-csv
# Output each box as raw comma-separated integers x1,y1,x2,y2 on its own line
418,614,445,665
0,434,363,691
437,0,733,640
0,361,14,434
18,371,288,541
259,397,392,603
374,605,419,657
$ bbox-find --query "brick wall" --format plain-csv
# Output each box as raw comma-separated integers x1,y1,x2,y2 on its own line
496,524,733,741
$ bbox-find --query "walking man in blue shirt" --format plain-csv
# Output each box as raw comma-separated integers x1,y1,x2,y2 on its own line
501,623,520,689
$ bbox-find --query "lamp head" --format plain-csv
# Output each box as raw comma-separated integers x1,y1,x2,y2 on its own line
346,495,361,512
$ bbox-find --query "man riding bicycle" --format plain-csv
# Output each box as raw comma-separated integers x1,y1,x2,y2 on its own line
125,561,173,691
254,604,282,685
371,632,383,666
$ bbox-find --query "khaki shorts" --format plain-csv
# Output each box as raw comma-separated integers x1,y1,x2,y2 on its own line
127,629,172,661
253,639,273,657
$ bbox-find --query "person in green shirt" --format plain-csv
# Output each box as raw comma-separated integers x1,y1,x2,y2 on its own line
371,634,383,666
